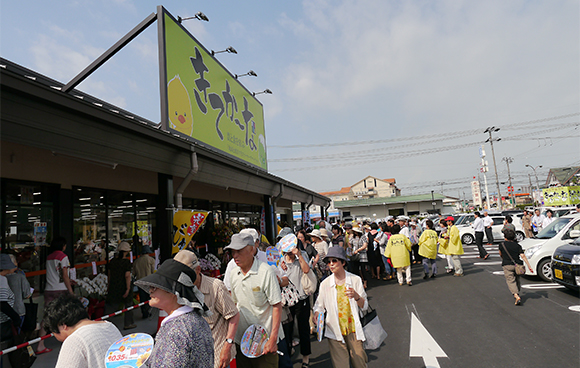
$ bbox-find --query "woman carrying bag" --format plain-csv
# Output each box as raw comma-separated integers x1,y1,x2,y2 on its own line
313,247,368,368
499,229,533,306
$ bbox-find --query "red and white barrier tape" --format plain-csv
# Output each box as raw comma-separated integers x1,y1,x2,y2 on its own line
0,300,150,356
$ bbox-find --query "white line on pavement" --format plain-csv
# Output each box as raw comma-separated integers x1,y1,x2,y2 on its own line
492,271,505,275
569,306,580,313
472,261,503,266
521,283,565,290
410,312,448,368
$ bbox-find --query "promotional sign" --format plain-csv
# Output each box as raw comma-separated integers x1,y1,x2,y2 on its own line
105,333,154,368
471,180,482,207
316,312,325,342
172,210,209,254
159,8,267,170
34,222,47,246
542,186,580,206
265,246,281,267
240,324,270,358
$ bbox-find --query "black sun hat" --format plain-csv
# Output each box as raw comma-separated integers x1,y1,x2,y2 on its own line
135,259,209,315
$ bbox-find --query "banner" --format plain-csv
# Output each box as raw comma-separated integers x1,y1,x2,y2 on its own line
172,210,209,254
542,186,580,206
159,8,267,170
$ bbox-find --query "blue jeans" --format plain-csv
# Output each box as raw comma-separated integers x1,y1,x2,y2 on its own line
381,255,392,274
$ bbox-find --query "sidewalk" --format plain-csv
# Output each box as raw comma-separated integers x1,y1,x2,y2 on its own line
1,305,160,368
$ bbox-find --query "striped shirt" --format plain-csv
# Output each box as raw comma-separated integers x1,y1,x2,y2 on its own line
0,275,15,323
199,275,239,368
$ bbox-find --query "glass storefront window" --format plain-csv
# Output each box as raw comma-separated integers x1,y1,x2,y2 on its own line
2,180,57,291
73,188,107,279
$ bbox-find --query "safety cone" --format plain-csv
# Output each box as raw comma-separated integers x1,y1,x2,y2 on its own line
157,309,168,330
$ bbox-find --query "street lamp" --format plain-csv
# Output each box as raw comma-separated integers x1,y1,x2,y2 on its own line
235,70,257,79
485,126,502,210
211,46,237,56
253,89,272,96
525,164,543,206
178,12,209,23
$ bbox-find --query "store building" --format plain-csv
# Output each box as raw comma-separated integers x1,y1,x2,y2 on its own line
1,57,329,291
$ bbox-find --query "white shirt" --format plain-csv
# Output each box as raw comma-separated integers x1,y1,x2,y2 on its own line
482,216,493,228
542,216,554,229
532,214,546,230
55,321,122,368
473,217,485,232
400,226,410,238
229,259,284,344
313,272,368,343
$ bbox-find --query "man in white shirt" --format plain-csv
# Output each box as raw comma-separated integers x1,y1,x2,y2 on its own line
541,210,554,229
473,212,489,259
532,209,546,235
398,217,410,238
226,233,283,368
482,211,494,245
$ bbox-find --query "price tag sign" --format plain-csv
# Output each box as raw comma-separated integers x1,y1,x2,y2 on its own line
105,333,154,368
92,262,97,276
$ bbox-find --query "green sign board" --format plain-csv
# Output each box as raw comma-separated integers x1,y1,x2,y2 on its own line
158,8,267,170
542,186,580,206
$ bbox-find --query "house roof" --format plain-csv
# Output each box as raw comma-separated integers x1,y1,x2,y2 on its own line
319,187,351,196
333,193,446,208
546,167,580,186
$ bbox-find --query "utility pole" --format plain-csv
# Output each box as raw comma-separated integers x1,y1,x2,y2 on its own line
525,164,543,207
479,145,491,210
485,127,502,210
502,157,514,207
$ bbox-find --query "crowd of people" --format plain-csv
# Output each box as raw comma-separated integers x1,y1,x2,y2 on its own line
1,207,566,368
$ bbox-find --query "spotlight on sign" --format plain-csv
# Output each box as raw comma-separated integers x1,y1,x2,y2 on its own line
211,46,237,56
178,11,209,23
252,89,272,97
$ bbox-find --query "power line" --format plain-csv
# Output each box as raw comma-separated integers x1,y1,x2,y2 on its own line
269,112,579,148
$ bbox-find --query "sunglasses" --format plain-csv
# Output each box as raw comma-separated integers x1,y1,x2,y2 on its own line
328,258,341,264
149,286,158,293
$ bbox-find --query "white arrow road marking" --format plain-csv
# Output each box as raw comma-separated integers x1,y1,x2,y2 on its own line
569,306,580,313
522,283,565,289
473,261,503,266
410,312,447,368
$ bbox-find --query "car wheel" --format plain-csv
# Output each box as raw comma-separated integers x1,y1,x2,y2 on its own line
461,234,474,245
537,258,552,282
516,231,525,242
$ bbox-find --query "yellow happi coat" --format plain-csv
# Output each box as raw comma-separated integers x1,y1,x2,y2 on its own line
384,233,412,268
445,225,464,255
418,229,438,259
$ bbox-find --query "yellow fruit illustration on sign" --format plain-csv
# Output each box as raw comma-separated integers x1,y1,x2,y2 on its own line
167,75,193,136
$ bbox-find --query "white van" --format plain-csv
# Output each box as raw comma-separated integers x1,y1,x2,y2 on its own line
521,213,580,281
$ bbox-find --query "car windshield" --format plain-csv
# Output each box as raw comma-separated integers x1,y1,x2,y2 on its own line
456,215,473,226
535,217,573,239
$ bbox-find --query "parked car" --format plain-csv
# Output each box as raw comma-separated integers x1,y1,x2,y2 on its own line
458,215,525,245
551,234,580,290
522,213,580,282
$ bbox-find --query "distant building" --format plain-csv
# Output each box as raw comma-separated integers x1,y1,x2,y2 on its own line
319,176,401,201
545,166,580,187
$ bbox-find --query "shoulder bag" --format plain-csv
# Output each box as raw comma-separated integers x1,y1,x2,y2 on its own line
301,266,318,295
501,242,526,275
359,303,387,350
281,279,300,307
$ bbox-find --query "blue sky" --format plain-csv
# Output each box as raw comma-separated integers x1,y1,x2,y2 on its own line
2,1,579,199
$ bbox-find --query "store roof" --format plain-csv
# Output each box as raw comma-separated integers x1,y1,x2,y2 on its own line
0,57,330,207
333,193,446,208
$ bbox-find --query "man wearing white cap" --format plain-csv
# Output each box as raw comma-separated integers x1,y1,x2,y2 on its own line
224,228,268,292
226,233,283,368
